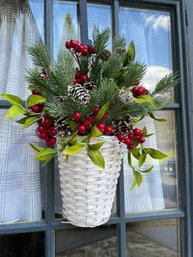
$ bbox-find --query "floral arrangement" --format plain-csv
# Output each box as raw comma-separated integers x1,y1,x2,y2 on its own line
0,27,179,188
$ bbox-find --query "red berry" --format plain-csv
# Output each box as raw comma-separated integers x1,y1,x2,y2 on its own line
50,129,57,136
39,133,47,139
105,126,113,134
31,104,42,113
88,46,96,55
73,78,79,85
128,133,134,141
80,46,88,56
133,128,143,137
70,40,79,48
97,123,105,133
32,89,40,95
124,138,132,145
88,116,95,123
117,133,125,142
137,137,145,144
137,87,145,96
45,128,51,135
37,125,44,134
83,119,92,128
78,125,86,134
43,117,53,127
127,144,134,150
80,74,88,83
92,107,100,114
75,45,81,52
132,87,139,96
65,41,71,49
73,112,82,121
47,137,56,146
102,113,108,120
76,69,81,77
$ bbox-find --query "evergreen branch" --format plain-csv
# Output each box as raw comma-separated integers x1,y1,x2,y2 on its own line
127,102,154,117
92,26,111,53
151,72,179,95
112,35,126,50
26,43,51,68
102,52,123,79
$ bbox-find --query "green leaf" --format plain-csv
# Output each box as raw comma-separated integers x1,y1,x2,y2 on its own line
66,120,78,132
23,116,39,128
94,102,109,124
36,148,57,161
67,136,77,146
90,126,102,137
149,112,167,122
130,180,138,190
87,148,105,169
139,166,154,173
29,143,44,152
132,148,140,160
138,154,146,168
0,94,22,105
142,126,147,137
135,95,157,107
145,148,168,159
134,170,143,186
26,95,46,108
59,141,68,148
88,142,105,151
128,151,131,166
5,105,26,118
63,144,84,155
41,156,54,167
15,117,29,124
127,41,135,61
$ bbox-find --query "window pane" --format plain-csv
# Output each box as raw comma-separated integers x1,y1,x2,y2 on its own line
53,1,80,59
0,0,44,99
56,227,117,257
127,219,180,257
0,109,42,223
124,111,178,212
87,3,112,49
120,7,172,95
0,232,45,257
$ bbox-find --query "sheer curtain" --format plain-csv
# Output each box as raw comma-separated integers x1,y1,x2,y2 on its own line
0,0,42,223
120,8,173,212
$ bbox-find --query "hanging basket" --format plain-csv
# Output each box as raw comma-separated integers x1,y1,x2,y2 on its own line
58,136,122,227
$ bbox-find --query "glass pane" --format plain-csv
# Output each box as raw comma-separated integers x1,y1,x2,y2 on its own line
0,0,44,99
120,7,172,96
127,219,180,257
56,227,117,257
53,1,80,59
0,232,45,257
87,3,112,49
0,109,42,223
124,111,178,212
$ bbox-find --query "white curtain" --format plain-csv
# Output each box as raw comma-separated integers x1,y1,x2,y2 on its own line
0,0,42,223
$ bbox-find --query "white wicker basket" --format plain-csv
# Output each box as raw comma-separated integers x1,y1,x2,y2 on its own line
58,136,122,227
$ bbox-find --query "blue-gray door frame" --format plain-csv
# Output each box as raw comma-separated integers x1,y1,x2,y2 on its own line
0,0,192,257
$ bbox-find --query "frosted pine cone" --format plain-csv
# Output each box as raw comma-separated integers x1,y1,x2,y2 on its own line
68,84,90,105
115,47,126,56
112,116,133,134
83,81,97,90
119,88,135,104
38,68,51,80
55,118,72,137
98,49,111,62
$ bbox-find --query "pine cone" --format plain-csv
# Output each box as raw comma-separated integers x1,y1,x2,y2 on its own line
115,47,126,56
55,118,72,137
68,84,90,105
112,116,133,134
98,49,111,62
54,96,67,102
119,88,135,104
38,68,51,80
83,81,97,90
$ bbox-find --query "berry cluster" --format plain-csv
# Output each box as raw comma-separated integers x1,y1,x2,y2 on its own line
65,40,96,57
73,107,113,135
73,68,88,85
132,86,148,97
36,116,57,146
116,128,145,150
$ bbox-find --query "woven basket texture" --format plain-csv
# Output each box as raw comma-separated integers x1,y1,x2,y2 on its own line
58,136,122,227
